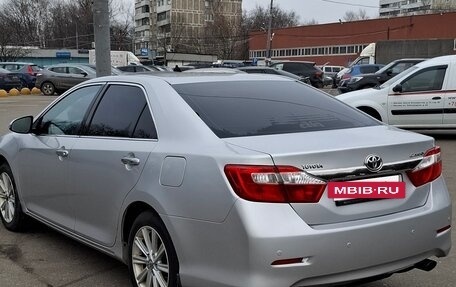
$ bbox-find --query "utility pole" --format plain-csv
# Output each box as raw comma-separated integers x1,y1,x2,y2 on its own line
92,0,111,77
266,0,273,63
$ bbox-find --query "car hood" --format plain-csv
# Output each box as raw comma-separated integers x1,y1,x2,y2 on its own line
336,86,385,102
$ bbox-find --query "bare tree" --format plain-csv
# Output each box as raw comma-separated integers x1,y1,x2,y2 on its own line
432,0,456,12
244,4,300,31
343,9,370,22
303,19,319,26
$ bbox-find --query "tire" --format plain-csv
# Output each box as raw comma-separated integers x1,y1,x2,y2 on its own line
0,163,27,231
128,211,179,287
41,82,56,96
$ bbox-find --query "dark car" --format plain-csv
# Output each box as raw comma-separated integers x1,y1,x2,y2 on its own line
0,68,22,91
338,64,385,93
269,61,324,88
237,66,310,83
339,59,425,93
36,64,97,95
0,62,41,89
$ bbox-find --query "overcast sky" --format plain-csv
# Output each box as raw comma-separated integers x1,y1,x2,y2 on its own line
242,0,380,24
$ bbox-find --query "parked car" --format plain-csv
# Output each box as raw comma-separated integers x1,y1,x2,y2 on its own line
36,63,97,95
0,68,22,91
269,61,324,88
0,62,41,89
0,73,450,287
337,55,456,128
338,64,385,93
319,65,345,87
340,59,425,92
117,65,161,72
237,66,309,83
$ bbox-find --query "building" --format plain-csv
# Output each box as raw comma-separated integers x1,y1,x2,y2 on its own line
248,12,456,66
380,0,456,17
134,0,242,59
14,49,89,67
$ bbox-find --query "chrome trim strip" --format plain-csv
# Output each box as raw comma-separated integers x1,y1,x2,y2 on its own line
307,158,422,181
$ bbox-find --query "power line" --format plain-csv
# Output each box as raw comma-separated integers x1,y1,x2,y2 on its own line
320,0,380,9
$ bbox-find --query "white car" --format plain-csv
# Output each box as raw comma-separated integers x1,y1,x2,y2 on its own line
337,55,456,129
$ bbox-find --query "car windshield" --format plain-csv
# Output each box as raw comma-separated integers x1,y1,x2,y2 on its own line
377,65,420,89
173,80,379,138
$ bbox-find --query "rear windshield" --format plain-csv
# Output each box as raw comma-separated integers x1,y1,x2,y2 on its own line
173,81,379,138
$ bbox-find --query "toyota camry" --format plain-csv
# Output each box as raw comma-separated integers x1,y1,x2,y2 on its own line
0,73,451,287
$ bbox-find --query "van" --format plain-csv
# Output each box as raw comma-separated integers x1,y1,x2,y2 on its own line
337,55,456,128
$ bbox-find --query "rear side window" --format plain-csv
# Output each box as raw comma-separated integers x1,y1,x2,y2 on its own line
173,81,378,138
87,85,156,138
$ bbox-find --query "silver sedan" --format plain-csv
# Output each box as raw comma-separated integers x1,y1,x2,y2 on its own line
0,73,451,287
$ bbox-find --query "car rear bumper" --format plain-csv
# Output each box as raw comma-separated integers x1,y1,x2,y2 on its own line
168,179,451,287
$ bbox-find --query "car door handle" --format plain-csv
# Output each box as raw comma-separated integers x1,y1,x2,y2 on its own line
121,154,140,166
432,97,442,100
56,148,69,158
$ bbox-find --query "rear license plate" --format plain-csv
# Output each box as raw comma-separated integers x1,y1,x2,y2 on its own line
328,175,405,200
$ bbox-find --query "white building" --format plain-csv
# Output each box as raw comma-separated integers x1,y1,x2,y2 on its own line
134,0,242,58
380,0,456,17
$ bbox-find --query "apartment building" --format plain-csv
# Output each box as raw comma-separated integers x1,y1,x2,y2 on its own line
380,0,456,17
134,0,242,58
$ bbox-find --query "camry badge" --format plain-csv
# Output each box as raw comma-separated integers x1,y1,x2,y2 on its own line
364,154,383,172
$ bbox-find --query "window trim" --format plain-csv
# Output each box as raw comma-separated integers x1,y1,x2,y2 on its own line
81,82,159,141
399,65,448,94
32,83,105,137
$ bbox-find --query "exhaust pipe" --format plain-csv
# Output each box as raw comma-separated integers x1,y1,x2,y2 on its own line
414,259,437,272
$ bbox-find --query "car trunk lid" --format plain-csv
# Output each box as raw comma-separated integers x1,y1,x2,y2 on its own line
224,125,435,225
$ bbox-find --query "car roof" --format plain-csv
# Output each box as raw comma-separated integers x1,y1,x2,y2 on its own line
84,73,294,86
417,55,456,66
271,60,316,65
0,62,36,65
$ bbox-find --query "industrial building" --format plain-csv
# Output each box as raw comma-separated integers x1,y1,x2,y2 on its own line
249,12,456,66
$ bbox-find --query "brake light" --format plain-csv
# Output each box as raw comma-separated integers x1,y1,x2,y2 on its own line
27,66,34,75
407,146,442,187
224,165,326,203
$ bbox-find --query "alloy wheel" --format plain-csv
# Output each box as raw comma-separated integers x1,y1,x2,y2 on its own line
0,172,16,223
132,226,170,287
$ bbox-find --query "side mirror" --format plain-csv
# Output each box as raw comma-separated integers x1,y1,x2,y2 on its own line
81,72,88,77
386,70,393,76
9,116,33,134
392,84,403,93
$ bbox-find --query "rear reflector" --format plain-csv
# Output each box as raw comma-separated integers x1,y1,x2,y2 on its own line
224,165,326,203
437,225,451,234
407,146,442,187
271,257,304,266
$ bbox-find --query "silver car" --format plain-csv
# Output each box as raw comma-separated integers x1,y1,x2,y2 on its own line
0,73,451,287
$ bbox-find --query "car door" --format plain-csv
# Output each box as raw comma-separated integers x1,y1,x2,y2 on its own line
67,66,91,87
69,84,157,246
14,84,102,229
443,63,456,125
387,65,447,126
49,66,69,90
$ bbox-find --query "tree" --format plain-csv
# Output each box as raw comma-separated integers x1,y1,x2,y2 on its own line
343,9,370,22
244,4,300,31
432,0,456,12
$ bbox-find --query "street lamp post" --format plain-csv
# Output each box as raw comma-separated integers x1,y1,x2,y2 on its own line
266,0,273,63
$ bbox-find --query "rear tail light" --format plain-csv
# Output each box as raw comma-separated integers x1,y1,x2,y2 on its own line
407,146,442,187
27,66,34,75
224,165,326,203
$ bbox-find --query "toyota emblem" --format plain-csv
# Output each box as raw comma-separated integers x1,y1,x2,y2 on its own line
364,154,383,172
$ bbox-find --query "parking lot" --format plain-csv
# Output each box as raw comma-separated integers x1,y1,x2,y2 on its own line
0,95,455,287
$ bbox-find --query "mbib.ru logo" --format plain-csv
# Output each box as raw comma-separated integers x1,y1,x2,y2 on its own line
328,182,406,199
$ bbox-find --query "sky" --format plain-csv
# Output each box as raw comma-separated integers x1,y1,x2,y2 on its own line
242,0,380,24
